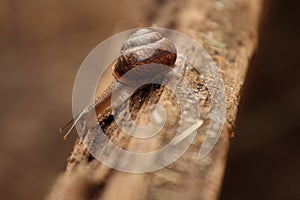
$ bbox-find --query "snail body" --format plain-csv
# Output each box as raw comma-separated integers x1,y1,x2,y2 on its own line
60,28,177,139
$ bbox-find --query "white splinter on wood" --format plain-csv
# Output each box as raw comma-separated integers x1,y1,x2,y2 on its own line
172,120,204,145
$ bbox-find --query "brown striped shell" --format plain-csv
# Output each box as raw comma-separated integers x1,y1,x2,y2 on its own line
112,29,177,84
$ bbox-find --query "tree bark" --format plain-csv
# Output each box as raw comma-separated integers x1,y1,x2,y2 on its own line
46,0,262,199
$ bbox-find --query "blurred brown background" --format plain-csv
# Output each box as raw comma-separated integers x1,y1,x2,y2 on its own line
0,0,299,200
0,1,134,200
221,0,300,199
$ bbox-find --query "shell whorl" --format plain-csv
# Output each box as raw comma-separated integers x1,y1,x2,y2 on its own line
112,28,177,84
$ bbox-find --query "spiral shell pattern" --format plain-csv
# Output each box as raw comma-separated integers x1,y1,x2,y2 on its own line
112,29,177,84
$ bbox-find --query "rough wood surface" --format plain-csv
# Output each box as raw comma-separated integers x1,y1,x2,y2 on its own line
46,0,262,199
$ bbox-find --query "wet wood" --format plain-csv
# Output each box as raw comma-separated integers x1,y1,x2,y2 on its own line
46,0,262,199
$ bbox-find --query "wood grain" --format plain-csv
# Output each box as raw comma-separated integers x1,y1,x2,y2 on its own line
46,0,262,199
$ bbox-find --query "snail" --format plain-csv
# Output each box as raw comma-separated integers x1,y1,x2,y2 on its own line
59,28,177,139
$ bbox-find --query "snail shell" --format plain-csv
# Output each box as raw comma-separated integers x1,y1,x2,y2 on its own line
112,29,177,85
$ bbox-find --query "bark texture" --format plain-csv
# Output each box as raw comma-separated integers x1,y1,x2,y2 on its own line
46,0,262,199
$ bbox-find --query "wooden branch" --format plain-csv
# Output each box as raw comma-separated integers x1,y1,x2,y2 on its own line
46,0,262,199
